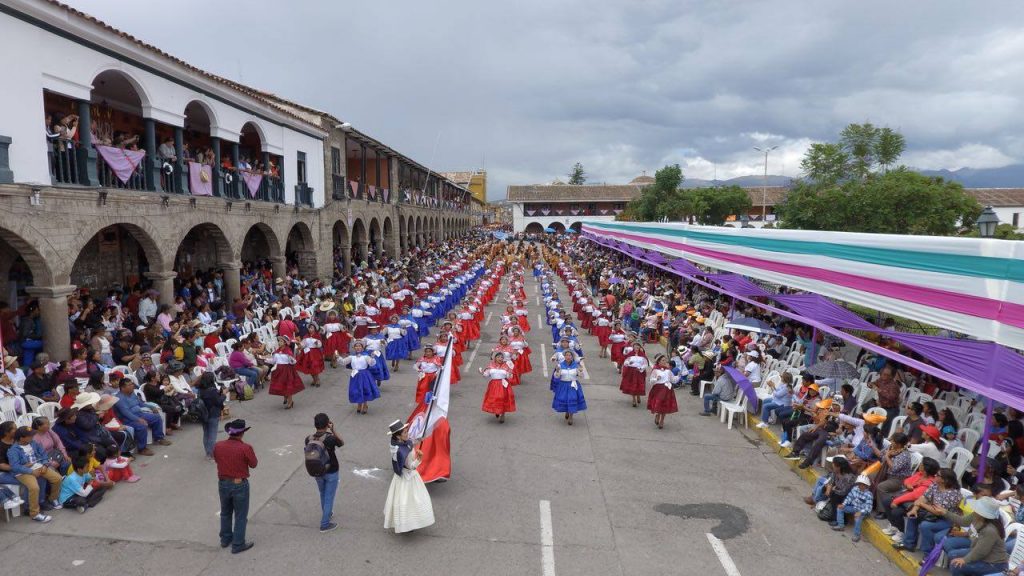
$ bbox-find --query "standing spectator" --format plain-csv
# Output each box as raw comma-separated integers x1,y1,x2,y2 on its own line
197,373,225,459
213,419,258,554
304,413,343,533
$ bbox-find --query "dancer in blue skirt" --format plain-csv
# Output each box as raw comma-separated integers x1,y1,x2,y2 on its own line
340,340,379,414
552,350,587,425
385,315,409,371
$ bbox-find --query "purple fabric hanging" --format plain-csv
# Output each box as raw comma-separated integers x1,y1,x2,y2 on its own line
773,294,880,331
668,258,703,276
705,274,773,298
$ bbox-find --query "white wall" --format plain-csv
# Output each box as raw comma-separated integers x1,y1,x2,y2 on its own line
0,5,325,206
993,206,1024,230
511,203,616,232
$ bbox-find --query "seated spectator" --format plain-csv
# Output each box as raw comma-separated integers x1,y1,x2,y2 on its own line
31,416,69,475
72,392,118,460
784,397,840,469
0,373,27,414
58,455,107,513
165,361,196,400
882,457,941,543
909,425,946,463
52,408,85,455
23,359,56,401
140,372,183,432
700,367,737,416
941,496,1009,576
838,412,886,473
780,380,821,447
805,455,855,508
69,347,89,379
895,468,962,552
113,377,171,456
8,425,64,522
228,342,260,389
3,353,26,395
831,474,874,542
875,433,914,513
91,442,138,484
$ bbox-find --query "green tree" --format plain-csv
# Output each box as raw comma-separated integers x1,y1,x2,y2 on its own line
777,170,981,235
800,143,850,185
622,164,687,221
840,122,878,179
690,185,753,225
874,127,906,173
568,162,586,185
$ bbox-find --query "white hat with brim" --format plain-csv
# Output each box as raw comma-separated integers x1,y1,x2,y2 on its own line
971,496,1002,520
855,474,872,486
71,391,101,410
387,419,410,436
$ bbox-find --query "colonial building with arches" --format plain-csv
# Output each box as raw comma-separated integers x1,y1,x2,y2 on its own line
0,0,480,360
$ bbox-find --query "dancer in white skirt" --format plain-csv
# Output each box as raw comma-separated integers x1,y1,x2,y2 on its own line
383,419,435,534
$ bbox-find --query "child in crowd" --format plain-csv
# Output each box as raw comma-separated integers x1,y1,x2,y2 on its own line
59,456,107,513
832,474,874,542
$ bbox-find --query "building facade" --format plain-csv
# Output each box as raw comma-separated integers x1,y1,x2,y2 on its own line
0,0,477,360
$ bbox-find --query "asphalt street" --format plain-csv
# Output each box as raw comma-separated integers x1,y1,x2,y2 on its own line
0,265,902,576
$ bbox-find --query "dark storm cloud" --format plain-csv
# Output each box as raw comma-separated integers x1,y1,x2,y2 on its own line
68,0,1024,196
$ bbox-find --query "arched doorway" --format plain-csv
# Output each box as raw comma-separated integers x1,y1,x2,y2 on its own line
549,222,566,234
398,215,407,255
369,218,382,262
414,216,422,247
179,100,217,194
332,220,350,275
383,217,395,258
90,70,149,190
285,222,316,278
568,222,583,233
351,219,367,266
173,223,234,300
524,222,545,235
0,227,63,360
240,223,281,264
72,223,162,293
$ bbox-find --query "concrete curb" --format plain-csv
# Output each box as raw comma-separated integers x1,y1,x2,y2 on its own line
746,415,925,576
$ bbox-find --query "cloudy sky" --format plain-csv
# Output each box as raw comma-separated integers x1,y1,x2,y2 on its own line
69,0,1024,199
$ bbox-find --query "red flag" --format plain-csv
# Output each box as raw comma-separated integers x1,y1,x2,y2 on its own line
406,341,453,482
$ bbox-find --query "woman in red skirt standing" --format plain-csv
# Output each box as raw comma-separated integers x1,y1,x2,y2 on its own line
414,346,443,405
515,300,531,332
493,335,520,386
620,340,649,407
647,354,681,429
594,309,612,358
480,352,516,423
509,326,532,375
322,311,351,368
296,333,325,387
270,338,304,410
608,321,628,371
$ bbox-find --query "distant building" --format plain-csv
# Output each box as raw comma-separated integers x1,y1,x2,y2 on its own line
967,189,1024,230
441,170,487,205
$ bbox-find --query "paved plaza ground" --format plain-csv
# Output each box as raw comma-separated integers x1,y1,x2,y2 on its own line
0,272,902,576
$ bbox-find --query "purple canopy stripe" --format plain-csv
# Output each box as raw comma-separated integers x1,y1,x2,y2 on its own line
669,258,703,276
773,294,880,332
722,365,759,409
705,274,773,298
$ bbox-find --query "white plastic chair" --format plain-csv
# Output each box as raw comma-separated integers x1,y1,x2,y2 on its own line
888,415,908,438
23,394,44,413
946,447,974,482
909,451,923,471
719,394,749,430
958,428,980,451
0,398,18,423
36,402,61,421
214,342,232,357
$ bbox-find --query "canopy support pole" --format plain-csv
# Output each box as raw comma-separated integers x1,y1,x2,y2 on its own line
976,397,995,480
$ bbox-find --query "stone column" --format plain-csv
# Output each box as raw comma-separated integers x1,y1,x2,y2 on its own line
230,142,241,199
269,256,286,280
76,100,98,186
25,285,75,362
356,241,368,265
143,118,159,191
294,251,317,279
0,135,14,184
173,126,187,194
145,271,177,307
220,261,241,303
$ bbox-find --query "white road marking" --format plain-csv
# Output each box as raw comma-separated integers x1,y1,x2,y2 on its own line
540,344,549,377
485,311,493,326
537,313,544,332
540,500,556,576
706,533,742,576
465,339,482,370
269,445,293,456
536,296,540,306
353,467,383,480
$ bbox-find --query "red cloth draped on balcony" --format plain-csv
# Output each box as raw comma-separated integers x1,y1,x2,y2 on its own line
241,170,263,198
188,162,213,196
95,145,145,184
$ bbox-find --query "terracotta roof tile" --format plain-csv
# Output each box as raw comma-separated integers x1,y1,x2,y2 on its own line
965,188,1024,207
507,184,790,205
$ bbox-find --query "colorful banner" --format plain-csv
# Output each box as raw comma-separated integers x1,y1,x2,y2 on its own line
240,170,263,198
368,185,377,201
188,161,213,196
95,145,145,184
583,221,1024,350
349,180,359,197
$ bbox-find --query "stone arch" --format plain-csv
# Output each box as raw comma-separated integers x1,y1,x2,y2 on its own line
240,222,281,263
524,222,545,235
240,121,265,157
173,222,235,282
369,217,382,258
414,216,422,246
549,222,566,234
0,227,57,304
68,221,166,290
383,217,396,258
183,99,219,134
286,222,316,278
568,221,583,233
398,214,407,255
352,218,368,264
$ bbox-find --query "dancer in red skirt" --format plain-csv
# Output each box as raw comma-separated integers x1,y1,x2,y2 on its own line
594,309,612,358
608,322,628,371
296,333,325,387
435,334,460,385
322,311,352,368
457,306,480,341
414,347,443,405
352,306,371,340
647,354,682,429
509,326,532,375
269,338,304,410
493,335,520,386
619,339,648,407
514,300,531,332
480,352,516,423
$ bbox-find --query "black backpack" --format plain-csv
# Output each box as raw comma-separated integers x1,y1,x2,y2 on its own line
304,433,330,477
188,397,209,421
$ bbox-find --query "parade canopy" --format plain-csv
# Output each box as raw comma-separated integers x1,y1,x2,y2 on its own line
583,221,1024,351
582,223,1024,411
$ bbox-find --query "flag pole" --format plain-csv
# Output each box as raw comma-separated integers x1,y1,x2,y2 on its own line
420,338,453,441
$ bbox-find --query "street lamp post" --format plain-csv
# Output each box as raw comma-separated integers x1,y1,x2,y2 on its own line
754,145,778,223
977,205,1000,238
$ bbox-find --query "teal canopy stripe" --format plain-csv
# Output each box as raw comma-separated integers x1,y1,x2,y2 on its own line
587,222,1024,283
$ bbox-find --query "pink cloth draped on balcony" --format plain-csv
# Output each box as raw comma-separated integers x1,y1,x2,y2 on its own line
188,162,213,196
349,180,358,197
382,188,389,203
241,170,262,198
95,145,145,184
368,185,376,200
